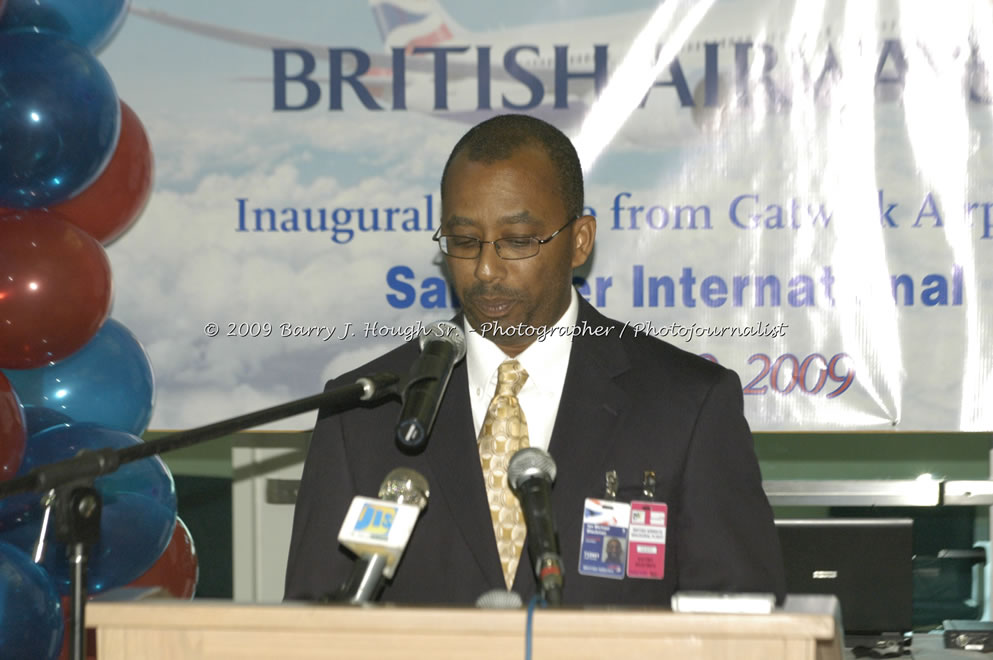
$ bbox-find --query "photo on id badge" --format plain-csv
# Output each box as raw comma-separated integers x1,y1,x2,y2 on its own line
579,498,630,579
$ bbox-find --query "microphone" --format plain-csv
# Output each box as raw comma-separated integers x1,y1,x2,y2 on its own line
507,448,564,606
334,468,430,604
395,320,466,450
475,589,523,609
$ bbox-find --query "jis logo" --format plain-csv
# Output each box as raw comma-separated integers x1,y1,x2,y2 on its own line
354,503,396,539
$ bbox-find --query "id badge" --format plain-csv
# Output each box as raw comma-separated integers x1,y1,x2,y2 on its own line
626,500,667,579
578,498,630,579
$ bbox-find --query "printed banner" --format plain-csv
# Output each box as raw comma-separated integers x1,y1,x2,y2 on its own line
99,0,993,431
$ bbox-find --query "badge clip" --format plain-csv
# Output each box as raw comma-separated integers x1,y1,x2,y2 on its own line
605,470,618,499
642,470,657,500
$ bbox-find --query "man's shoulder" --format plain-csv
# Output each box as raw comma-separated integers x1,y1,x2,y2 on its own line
624,324,724,380
581,303,726,386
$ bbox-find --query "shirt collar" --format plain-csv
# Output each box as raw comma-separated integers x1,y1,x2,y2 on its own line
465,288,580,391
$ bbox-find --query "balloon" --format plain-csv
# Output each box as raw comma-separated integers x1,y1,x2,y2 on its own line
128,518,198,599
0,541,63,660
4,319,155,436
0,424,176,595
0,100,152,243
44,101,153,245
0,0,129,53
0,372,26,480
0,211,113,370
0,408,70,530
0,32,120,208
22,405,73,439
0,406,72,531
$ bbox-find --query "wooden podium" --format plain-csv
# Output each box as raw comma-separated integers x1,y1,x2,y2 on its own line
87,599,842,660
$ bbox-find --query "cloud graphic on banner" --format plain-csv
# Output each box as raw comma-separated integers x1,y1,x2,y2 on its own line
108,112,457,430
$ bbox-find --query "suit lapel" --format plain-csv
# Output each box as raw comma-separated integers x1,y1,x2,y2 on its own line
422,359,506,588
546,301,631,563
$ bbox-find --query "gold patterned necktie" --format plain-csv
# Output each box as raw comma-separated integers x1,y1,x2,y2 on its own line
478,359,530,589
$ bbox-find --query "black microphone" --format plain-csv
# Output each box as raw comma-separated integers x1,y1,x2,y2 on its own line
507,447,564,606
333,468,430,604
395,320,466,450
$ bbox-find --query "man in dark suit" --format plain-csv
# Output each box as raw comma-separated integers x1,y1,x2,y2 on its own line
284,114,785,605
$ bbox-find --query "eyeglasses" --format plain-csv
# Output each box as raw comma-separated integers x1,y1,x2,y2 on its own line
433,216,579,260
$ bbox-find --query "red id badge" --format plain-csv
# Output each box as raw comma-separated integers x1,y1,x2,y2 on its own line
626,500,667,579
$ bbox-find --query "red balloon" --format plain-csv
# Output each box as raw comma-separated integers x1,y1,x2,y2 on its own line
48,100,153,245
0,372,26,480
0,210,113,369
128,518,198,599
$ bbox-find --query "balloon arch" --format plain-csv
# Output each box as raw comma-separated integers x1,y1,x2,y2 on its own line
0,2,195,657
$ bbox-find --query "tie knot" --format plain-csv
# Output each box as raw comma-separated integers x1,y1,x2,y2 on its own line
496,359,528,396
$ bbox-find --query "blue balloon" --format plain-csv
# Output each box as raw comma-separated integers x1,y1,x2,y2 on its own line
22,405,73,439
0,0,130,52
4,319,155,436
0,541,63,660
0,32,120,208
0,408,71,530
0,423,176,594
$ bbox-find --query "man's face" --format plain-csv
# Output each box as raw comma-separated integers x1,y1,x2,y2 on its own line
441,146,595,356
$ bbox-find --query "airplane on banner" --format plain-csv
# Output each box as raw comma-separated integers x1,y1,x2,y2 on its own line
129,0,667,132
129,1,980,145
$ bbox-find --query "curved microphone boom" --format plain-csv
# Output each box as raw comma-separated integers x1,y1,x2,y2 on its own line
395,320,466,450
334,467,430,604
508,448,564,606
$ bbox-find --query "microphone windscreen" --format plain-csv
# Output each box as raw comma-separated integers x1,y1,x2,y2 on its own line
419,320,466,360
475,589,524,609
378,467,430,510
508,447,557,491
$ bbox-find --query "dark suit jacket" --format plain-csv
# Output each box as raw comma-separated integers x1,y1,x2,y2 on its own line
284,298,786,605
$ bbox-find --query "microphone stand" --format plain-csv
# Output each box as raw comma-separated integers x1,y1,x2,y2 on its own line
0,371,400,660
328,554,388,604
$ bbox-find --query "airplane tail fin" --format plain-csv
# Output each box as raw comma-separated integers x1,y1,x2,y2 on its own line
369,0,466,52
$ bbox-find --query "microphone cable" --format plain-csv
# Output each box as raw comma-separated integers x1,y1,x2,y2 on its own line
524,593,548,660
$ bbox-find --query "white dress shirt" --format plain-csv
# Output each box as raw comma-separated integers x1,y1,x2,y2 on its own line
465,288,579,450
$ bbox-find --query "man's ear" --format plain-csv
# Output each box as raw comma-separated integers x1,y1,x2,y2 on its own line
571,215,596,269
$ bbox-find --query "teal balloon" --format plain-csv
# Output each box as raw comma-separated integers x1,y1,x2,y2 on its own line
4,319,155,436
22,405,73,439
0,408,71,531
0,541,63,660
0,424,176,595
0,0,130,52
0,32,120,208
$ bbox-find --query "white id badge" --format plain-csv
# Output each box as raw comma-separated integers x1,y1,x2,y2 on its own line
578,498,631,579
